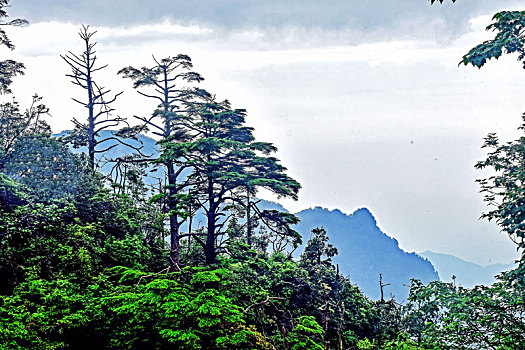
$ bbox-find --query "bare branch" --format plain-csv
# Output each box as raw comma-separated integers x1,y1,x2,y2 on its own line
244,297,286,314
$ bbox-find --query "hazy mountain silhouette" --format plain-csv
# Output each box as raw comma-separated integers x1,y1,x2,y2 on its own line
54,130,165,182
418,250,516,288
294,207,439,301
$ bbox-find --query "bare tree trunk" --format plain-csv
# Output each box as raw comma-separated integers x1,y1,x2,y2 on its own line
85,37,95,171
323,299,330,350
246,189,252,247
205,211,216,265
167,161,180,267
188,191,193,250
379,273,390,303
205,177,217,265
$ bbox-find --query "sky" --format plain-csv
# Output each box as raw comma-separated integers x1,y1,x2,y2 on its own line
3,0,525,265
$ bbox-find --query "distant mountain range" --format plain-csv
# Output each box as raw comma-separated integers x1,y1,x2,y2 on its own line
294,207,439,301
418,251,516,288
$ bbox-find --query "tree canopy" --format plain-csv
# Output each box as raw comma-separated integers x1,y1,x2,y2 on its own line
461,11,525,69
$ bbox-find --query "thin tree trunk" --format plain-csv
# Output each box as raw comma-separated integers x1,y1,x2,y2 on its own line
205,211,216,264
205,178,216,265
188,192,193,249
85,36,95,171
167,161,180,267
323,299,330,350
336,265,344,350
162,68,182,268
246,189,252,247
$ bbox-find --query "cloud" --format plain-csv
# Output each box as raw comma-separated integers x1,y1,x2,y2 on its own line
9,0,525,44
4,12,491,67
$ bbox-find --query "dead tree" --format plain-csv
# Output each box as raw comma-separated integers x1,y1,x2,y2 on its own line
379,273,391,303
62,25,144,171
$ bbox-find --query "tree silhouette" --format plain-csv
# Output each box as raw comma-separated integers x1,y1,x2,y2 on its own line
119,55,205,267
0,94,50,170
0,0,27,95
62,25,142,171
180,96,301,264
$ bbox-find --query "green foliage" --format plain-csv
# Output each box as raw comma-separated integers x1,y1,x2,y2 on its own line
101,266,269,350
0,95,50,169
219,230,377,350
120,56,302,266
383,334,424,350
357,338,374,349
461,11,525,69
0,173,397,350
0,139,164,295
474,115,525,250
0,173,28,210
300,227,337,267
178,97,301,264
119,54,205,267
369,299,404,347
3,134,82,201
0,0,27,94
288,316,324,350
0,275,109,349
11,10,525,349
404,264,525,349
105,234,153,270
437,13,525,349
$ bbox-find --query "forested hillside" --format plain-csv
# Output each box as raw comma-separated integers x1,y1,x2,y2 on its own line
1,1,524,349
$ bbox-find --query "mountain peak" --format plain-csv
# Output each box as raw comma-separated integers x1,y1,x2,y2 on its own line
351,207,376,225
294,207,439,300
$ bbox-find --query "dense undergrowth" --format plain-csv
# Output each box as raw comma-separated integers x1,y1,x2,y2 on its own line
1,133,524,349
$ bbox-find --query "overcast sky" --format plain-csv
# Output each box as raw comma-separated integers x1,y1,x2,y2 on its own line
3,0,525,265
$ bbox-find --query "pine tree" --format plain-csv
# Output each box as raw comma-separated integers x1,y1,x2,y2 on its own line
179,96,301,264
62,25,139,171
119,55,204,267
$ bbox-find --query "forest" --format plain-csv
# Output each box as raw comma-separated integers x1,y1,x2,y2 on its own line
0,0,524,349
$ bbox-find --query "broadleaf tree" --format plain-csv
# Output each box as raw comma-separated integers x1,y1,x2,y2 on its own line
397,11,525,348
0,1,49,172
461,11,525,69
460,9,525,252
